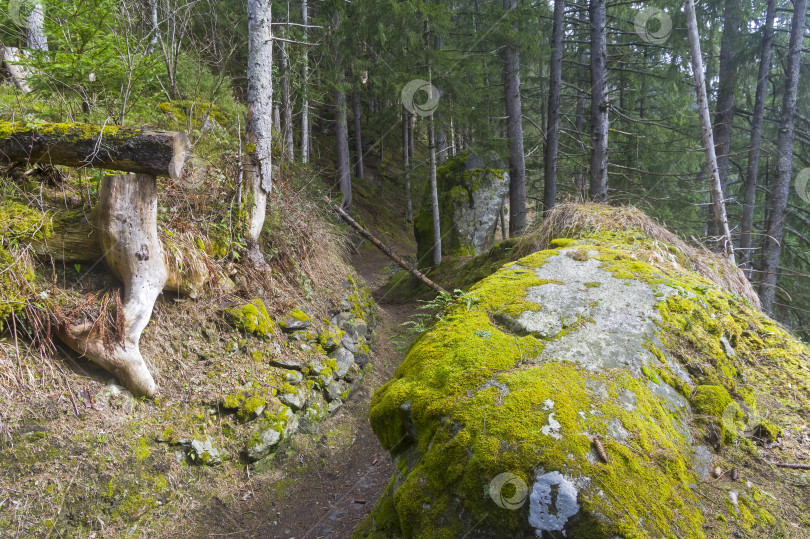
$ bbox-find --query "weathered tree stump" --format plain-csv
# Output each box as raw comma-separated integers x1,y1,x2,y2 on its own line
57,174,166,397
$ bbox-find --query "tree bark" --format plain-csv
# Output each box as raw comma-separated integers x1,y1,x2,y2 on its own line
544,0,565,215
759,0,807,314
301,0,310,164
245,0,273,262
707,0,741,238
574,47,587,196
504,0,526,235
56,174,165,398
740,0,776,277
24,1,48,51
685,0,735,263
1,47,32,93
429,115,442,266
335,85,352,210
0,122,189,180
280,34,294,161
352,89,364,179
403,112,413,221
589,0,609,201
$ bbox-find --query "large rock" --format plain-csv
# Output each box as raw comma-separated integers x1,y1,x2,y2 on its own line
359,205,810,538
414,152,508,267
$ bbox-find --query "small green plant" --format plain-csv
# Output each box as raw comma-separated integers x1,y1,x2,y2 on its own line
395,289,479,351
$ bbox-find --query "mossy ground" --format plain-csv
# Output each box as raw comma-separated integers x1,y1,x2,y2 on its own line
362,205,810,538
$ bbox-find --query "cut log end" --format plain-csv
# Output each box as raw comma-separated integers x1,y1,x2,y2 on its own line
169,131,191,181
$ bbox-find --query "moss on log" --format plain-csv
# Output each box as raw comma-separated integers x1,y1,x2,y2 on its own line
0,121,190,180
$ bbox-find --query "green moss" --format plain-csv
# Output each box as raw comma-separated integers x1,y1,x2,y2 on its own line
225,298,274,338
363,207,810,537
690,385,736,417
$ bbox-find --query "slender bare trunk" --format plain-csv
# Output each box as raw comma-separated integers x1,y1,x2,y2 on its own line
741,0,776,276
429,115,441,266
335,84,352,210
685,0,735,263
301,0,310,163
25,1,48,51
759,0,806,313
280,47,294,160
403,112,413,221
504,0,526,235
589,0,609,201
352,89,364,179
707,0,740,238
544,0,565,215
246,0,273,258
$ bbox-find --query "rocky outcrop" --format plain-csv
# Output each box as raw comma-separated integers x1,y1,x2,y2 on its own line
359,205,810,538
414,152,508,267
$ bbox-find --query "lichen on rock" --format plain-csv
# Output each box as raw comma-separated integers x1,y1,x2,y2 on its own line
413,152,509,267
359,205,810,538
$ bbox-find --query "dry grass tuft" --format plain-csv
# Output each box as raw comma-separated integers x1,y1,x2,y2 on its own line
516,202,761,308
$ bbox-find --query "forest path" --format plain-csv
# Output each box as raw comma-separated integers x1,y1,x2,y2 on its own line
203,239,415,539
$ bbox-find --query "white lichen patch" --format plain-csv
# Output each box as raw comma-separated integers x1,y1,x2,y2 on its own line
528,471,581,535
541,412,562,439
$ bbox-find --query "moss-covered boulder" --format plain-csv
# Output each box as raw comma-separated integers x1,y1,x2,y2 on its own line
359,205,810,538
414,152,508,267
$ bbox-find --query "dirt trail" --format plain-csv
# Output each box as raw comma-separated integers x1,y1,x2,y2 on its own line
202,243,414,539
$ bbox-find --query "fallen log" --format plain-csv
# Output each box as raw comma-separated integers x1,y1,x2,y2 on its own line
56,174,166,397
324,197,449,295
0,121,190,180
1,47,32,93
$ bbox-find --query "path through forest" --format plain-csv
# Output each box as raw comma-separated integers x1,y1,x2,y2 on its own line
202,240,415,538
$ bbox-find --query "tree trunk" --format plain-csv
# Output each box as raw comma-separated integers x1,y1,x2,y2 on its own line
24,1,48,51
707,0,740,238
685,0,735,263
280,35,294,161
429,115,442,266
56,174,165,398
0,122,189,180
1,47,32,93
335,85,352,210
589,0,609,201
352,89,364,179
245,0,273,262
301,0,310,164
544,0,565,215
403,112,413,221
504,0,526,235
759,0,807,314
408,115,415,162
740,0,776,277
574,47,587,196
